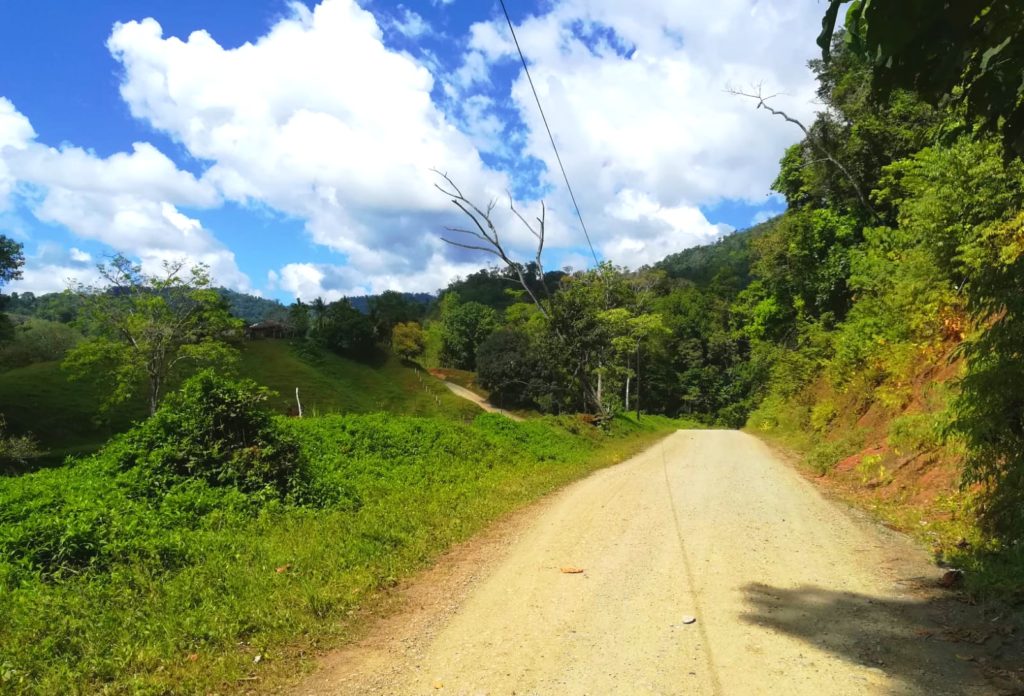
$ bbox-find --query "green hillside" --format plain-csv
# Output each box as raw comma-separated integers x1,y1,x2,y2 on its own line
0,339,479,467
236,340,479,419
655,218,774,295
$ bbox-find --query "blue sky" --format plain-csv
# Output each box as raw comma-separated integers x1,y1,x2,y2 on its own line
0,0,819,301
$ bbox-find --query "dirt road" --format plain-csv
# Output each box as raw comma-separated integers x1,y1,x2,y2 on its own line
297,430,1011,695
441,382,524,421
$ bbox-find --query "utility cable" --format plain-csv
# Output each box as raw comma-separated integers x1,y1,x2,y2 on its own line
498,0,600,266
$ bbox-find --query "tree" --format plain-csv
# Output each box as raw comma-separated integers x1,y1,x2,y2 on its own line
64,255,242,415
440,299,498,370
0,235,25,342
0,235,24,286
369,291,424,343
434,170,552,314
288,299,311,338
476,328,542,408
819,0,1024,157
0,318,81,369
319,299,376,360
311,297,327,334
0,238,39,469
392,321,426,362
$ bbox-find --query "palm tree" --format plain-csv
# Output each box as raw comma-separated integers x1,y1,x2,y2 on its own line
311,297,327,334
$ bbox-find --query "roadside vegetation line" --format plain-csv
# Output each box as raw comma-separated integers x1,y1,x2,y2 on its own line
0,380,683,695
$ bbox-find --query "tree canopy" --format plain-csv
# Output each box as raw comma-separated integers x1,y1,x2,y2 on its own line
64,255,242,415
819,0,1024,156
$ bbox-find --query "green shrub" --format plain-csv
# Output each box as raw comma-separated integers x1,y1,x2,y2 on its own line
887,411,946,456
0,416,41,469
109,370,306,497
855,453,889,484
805,432,865,475
810,401,838,432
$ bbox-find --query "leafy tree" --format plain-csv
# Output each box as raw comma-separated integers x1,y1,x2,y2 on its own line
63,255,242,415
318,298,377,361
369,290,425,343
741,208,860,340
391,321,426,362
0,235,25,342
0,235,24,287
819,0,1024,157
476,328,543,408
311,297,327,334
0,318,81,369
440,299,498,370
288,299,311,338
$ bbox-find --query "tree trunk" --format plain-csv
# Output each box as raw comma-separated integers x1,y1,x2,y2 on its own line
149,375,161,416
636,344,641,421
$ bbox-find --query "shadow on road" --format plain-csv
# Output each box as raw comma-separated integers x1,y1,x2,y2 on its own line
739,582,1023,694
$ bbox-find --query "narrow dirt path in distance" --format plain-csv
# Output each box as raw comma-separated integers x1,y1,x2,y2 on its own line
295,430,1018,696
441,381,524,421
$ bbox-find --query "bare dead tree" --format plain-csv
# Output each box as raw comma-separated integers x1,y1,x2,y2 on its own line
432,169,550,316
727,85,877,220
433,170,616,420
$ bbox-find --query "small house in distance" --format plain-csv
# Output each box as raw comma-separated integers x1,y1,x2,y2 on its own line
245,320,291,340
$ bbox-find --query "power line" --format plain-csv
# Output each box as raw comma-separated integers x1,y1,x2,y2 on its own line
499,0,600,266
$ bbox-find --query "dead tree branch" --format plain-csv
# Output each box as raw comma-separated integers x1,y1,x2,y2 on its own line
433,169,549,315
727,85,878,220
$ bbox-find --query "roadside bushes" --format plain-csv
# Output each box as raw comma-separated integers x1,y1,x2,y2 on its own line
0,416,40,470
0,371,304,579
107,369,307,497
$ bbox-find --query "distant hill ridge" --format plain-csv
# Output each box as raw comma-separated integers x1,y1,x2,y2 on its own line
654,217,777,295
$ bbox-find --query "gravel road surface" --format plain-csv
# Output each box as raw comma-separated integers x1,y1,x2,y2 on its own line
296,430,1006,696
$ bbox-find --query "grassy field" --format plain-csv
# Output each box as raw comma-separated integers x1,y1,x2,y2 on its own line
239,340,479,419
0,410,682,694
0,339,479,468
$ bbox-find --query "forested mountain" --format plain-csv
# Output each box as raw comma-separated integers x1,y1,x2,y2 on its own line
345,291,433,315
655,219,772,295
217,289,288,324
6,288,290,326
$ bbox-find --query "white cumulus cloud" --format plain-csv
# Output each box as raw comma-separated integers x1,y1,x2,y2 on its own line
0,99,250,293
450,0,820,267
0,97,35,212
107,0,510,298
6,0,825,301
